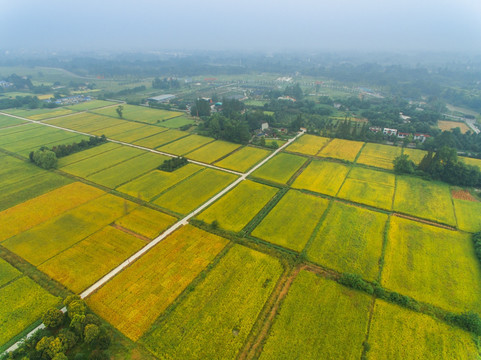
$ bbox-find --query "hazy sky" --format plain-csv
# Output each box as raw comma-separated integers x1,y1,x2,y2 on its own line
1,0,481,53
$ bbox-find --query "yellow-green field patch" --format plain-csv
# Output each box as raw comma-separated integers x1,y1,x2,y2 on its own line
251,152,307,184
114,207,177,239
185,140,241,163
461,156,481,171
318,138,364,161
0,258,21,287
454,198,481,232
215,146,271,172
65,100,115,111
57,142,121,167
133,129,187,149
45,112,123,133
93,104,183,124
157,134,214,155
0,115,27,128
109,125,167,143
356,143,401,170
285,134,330,156
252,190,329,252
403,148,428,165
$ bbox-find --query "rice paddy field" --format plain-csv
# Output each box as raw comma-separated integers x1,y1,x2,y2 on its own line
356,143,401,170
306,202,387,280
382,216,481,313
0,114,27,128
214,146,271,172
3,107,75,120
0,258,21,287
45,112,125,133
114,206,177,239
453,198,481,232
196,180,278,232
403,148,428,165
291,159,350,196
250,152,307,184
86,225,228,341
393,176,457,226
142,245,283,360
157,134,214,155
461,156,481,170
259,271,371,360
159,115,195,128
318,138,364,161
133,129,188,149
252,190,330,252
185,140,240,163
285,134,330,155
367,301,479,360
65,100,116,111
438,120,471,134
92,104,183,125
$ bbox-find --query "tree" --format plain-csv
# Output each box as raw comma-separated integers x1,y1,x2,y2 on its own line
84,324,100,345
32,149,58,169
52,353,68,360
116,105,123,118
393,154,415,174
67,299,87,319
42,308,64,328
190,99,210,117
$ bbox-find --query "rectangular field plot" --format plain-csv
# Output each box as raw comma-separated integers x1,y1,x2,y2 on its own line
337,167,395,210
461,156,481,171
367,300,479,360
153,168,238,215
393,176,456,226
117,164,203,201
114,206,177,239
157,134,214,155
196,180,278,232
39,226,145,293
185,140,240,164
250,152,307,184
87,152,169,188
57,142,121,167
0,276,60,347
291,159,350,196
438,120,471,134
109,125,167,143
3,107,74,120
454,198,481,233
0,114,27,128
45,112,124,133
0,258,21,287
88,120,144,137
318,138,364,162
306,202,387,280
133,129,187,149
382,216,481,313
65,100,116,111
259,271,371,360
215,146,271,173
141,245,283,360
356,143,401,170
86,225,228,341
0,182,104,242
403,148,428,165
252,190,329,252
3,194,138,266
159,116,195,128
93,104,183,124
285,134,330,156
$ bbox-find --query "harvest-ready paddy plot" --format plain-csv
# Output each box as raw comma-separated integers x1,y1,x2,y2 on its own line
0,275,60,348
157,134,214,155
45,112,124,133
367,300,479,360
337,167,395,210
252,190,330,252
438,120,471,134
65,100,115,111
250,152,307,184
306,202,387,280
196,180,278,232
356,143,401,170
153,168,238,215
185,140,240,163
453,198,481,232
382,216,481,313
291,159,350,196
142,245,282,360
285,134,330,155
87,225,228,341
403,148,428,165
393,176,456,226
0,114,27,128
93,104,183,125
117,164,203,201
114,206,177,239
318,138,364,161
214,146,271,172
108,124,167,143
133,129,187,149
259,271,371,360
38,226,145,293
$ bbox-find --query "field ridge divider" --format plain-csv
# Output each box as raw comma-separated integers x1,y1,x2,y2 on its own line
301,199,334,256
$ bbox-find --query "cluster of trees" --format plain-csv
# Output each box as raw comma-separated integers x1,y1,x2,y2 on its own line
3,296,112,360
158,156,188,172
198,113,250,144
190,99,211,117
0,95,57,110
152,77,180,90
29,148,58,169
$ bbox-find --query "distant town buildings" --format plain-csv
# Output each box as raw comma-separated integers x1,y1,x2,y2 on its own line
369,127,430,143
148,94,175,103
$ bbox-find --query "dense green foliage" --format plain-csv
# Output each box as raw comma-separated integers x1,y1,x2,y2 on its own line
30,149,58,169
158,156,188,172
393,154,415,174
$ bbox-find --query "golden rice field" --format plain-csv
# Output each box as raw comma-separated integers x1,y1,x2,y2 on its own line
45,112,124,133
117,164,203,201
88,121,145,137
0,182,104,242
109,124,167,143
38,226,145,293
86,225,228,341
114,207,177,239
185,140,241,163
393,176,457,226
214,146,271,172
142,245,283,360
259,271,371,360
3,194,138,266
0,258,21,287
57,142,121,167
251,152,307,184
403,148,428,165
157,134,214,156
153,168,238,215
252,190,330,252
92,104,184,124
133,129,187,149
356,143,402,170
367,300,479,360
453,198,481,233
291,159,350,196
438,120,471,134
382,216,481,313
196,180,278,232
0,276,60,347
307,202,387,280
318,138,364,162
285,134,330,156
461,156,481,171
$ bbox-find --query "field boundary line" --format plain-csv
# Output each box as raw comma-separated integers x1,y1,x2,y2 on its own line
0,122,31,131
392,212,457,231
301,199,334,256
286,155,310,186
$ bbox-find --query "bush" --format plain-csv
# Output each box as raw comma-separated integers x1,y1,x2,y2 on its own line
42,308,64,328
389,292,420,311
446,311,481,335
338,273,373,294
31,149,58,169
158,157,188,172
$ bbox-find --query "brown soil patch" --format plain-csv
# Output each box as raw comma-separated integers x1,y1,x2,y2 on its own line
452,189,479,202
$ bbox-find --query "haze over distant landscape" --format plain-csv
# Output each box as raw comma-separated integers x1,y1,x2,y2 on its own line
1,0,481,53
